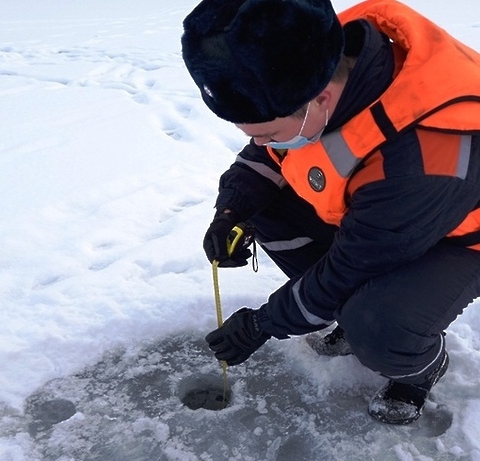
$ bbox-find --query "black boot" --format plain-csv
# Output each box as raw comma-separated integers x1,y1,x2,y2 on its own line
368,352,449,425
306,325,352,357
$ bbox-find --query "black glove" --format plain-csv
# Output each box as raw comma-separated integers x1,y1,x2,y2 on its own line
203,211,252,267
205,308,271,366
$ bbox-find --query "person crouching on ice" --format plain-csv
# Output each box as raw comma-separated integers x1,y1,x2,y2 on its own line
181,0,480,424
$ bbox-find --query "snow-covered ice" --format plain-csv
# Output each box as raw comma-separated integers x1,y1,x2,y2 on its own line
1,1,480,459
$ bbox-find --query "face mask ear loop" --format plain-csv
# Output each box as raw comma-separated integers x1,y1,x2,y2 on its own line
298,102,311,137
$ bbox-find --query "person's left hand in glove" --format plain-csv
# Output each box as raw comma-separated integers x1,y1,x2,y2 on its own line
205,307,271,366
203,210,252,268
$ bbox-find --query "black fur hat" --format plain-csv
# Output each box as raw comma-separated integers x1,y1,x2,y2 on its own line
182,0,344,123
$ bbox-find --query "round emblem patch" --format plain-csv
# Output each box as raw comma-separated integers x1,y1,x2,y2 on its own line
308,167,326,192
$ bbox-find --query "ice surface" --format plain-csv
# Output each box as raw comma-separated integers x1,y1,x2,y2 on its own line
3,333,459,460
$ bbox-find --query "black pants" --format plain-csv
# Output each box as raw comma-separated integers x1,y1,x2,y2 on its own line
249,186,480,384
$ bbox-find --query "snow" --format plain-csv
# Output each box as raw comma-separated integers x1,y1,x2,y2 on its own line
1,0,480,459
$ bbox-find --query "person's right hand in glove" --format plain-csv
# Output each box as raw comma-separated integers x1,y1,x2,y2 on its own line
203,209,252,267
205,307,271,366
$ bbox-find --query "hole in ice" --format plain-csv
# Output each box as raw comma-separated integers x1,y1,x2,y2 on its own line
178,373,231,411
27,398,76,436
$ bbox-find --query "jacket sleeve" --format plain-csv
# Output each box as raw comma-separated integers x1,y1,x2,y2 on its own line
214,139,288,219
258,155,480,338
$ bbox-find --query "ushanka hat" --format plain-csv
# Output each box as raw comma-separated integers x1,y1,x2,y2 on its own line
181,0,344,123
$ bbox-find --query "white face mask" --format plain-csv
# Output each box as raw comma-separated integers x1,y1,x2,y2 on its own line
266,104,329,150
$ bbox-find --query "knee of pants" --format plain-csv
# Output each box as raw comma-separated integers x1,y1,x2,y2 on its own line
336,303,441,380
338,306,394,372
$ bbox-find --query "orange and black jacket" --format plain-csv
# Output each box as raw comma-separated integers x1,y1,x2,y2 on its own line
214,0,480,338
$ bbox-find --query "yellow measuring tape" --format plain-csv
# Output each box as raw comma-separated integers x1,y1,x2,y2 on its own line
211,225,246,406
212,259,228,404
